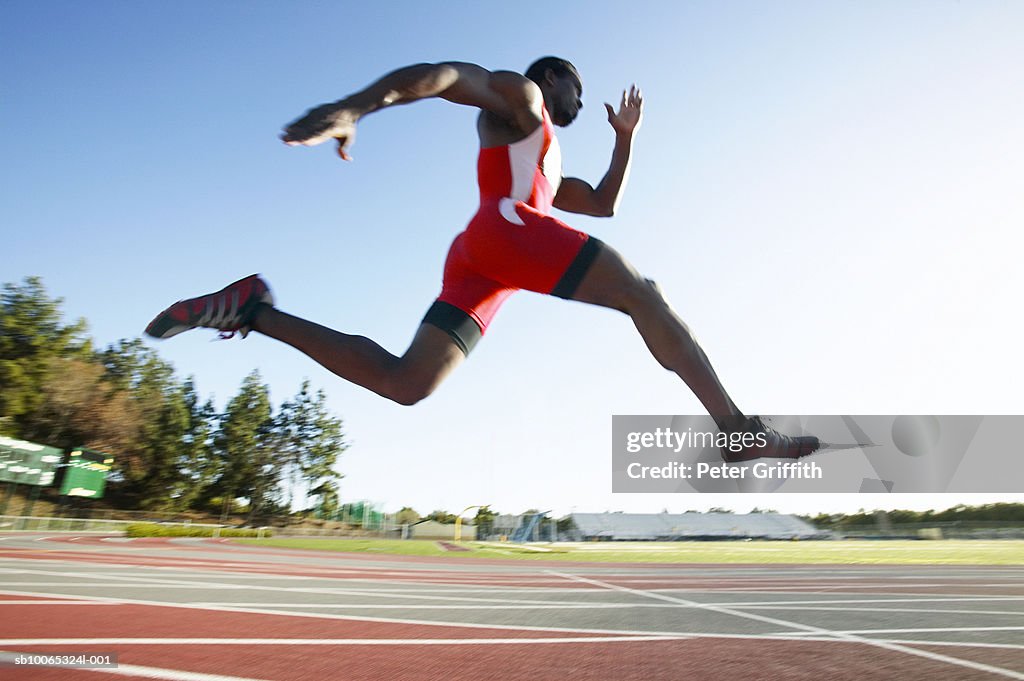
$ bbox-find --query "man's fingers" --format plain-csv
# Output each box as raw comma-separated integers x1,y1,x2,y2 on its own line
281,129,312,145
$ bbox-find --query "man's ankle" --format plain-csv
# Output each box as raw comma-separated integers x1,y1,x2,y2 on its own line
716,414,748,434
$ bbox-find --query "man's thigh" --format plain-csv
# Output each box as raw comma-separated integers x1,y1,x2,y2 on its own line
566,241,646,313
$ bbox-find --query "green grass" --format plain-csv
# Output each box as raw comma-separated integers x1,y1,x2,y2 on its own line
127,523,268,538
231,538,1024,565
233,538,463,557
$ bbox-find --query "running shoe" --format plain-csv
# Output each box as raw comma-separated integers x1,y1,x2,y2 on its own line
722,416,820,462
144,274,273,340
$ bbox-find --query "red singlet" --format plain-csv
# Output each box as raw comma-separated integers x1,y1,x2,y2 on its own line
435,107,592,333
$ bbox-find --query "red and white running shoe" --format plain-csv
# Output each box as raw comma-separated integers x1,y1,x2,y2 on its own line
144,274,273,340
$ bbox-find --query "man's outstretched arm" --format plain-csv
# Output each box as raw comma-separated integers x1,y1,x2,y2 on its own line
282,62,539,160
553,84,644,217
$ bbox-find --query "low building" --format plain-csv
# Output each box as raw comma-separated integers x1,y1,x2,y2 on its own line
409,519,476,540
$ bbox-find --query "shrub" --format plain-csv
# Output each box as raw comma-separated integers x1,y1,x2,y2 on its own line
124,523,270,538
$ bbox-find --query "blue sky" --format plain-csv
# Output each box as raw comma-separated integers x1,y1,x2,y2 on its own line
3,1,1022,517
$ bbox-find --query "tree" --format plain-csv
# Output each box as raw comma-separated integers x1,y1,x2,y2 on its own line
277,380,347,509
1,277,355,519
395,507,421,525
310,480,340,517
473,505,496,535
0,277,90,433
426,510,458,524
215,371,273,521
19,356,135,451
99,340,190,509
174,378,219,511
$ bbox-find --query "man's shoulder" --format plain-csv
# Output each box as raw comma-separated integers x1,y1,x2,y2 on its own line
485,69,542,107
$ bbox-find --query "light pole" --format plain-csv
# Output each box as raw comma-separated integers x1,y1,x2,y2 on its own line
455,505,484,542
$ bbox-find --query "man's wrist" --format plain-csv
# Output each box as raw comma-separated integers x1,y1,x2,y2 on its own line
614,128,637,144
334,95,373,118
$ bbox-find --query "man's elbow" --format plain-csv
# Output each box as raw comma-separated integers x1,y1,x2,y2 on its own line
592,192,622,218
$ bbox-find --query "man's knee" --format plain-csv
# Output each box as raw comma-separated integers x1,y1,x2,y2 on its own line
617,276,667,313
567,242,672,314
383,363,450,406
386,379,436,407
383,323,465,406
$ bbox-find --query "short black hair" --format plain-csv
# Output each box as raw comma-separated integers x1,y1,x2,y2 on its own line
524,56,582,93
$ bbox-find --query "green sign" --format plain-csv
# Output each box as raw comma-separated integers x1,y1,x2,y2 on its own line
59,448,113,499
0,436,62,486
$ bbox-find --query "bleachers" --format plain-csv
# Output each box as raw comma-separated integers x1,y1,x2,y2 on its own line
566,512,825,541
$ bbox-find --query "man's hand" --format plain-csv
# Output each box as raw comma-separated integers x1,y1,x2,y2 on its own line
281,101,361,161
604,84,643,137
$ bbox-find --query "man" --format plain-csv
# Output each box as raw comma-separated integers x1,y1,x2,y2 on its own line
145,57,818,461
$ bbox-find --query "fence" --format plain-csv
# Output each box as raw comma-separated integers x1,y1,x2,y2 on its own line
0,513,398,539
0,515,221,533
834,521,1024,540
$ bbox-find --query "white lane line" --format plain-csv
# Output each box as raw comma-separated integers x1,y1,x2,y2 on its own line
3,564,1022,616
0,600,112,605
0,635,684,646
160,602,1024,616
702,596,1024,607
191,603,660,610
0,582,236,589
780,626,1024,636
4,588,1022,651
662,589,1024,600
1,560,1021,598
4,565,1023,617
0,588,689,639
739,605,1024,617
0,566,663,609
3,633,1023,650
95,664,271,681
0,651,271,681
0,561,570,585
882,638,1024,651
547,570,1024,681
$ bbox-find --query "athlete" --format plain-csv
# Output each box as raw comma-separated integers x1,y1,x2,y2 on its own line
144,58,819,461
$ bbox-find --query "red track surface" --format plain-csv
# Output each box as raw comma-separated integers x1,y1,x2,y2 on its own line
1,537,1022,680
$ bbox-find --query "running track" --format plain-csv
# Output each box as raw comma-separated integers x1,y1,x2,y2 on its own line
0,533,1022,680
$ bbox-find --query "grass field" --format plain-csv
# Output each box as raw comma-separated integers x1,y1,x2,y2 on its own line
231,538,1024,565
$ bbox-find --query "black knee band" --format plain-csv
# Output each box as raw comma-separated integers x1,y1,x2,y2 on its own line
551,237,604,299
422,301,482,356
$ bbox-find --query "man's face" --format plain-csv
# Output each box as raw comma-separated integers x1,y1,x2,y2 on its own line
547,72,583,127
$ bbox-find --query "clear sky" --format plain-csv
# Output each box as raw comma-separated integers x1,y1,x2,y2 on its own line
3,1,1022,518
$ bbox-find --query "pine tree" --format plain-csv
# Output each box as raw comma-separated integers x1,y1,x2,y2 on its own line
215,371,272,522
0,277,90,433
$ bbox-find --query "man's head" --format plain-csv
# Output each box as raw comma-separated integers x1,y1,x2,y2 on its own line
525,56,583,127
